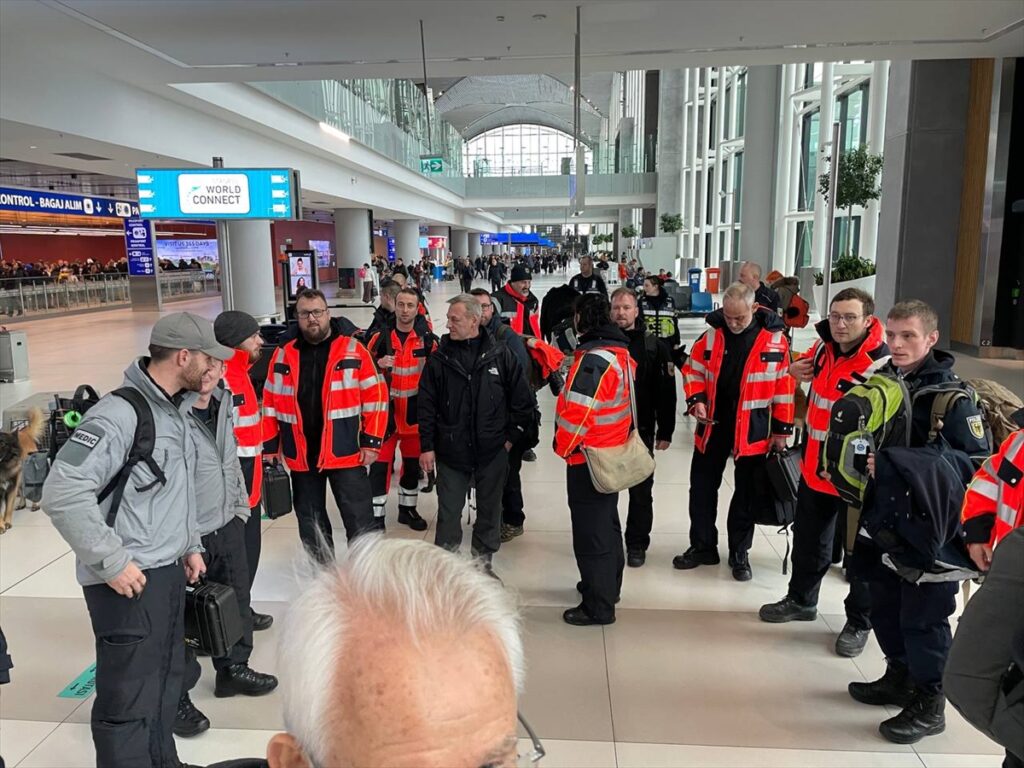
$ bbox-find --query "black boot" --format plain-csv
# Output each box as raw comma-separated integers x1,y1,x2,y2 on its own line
879,690,945,744
849,659,916,707
728,551,752,581
214,663,279,698
173,694,210,737
251,611,274,631
397,505,428,531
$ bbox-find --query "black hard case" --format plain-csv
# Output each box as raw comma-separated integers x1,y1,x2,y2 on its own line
261,461,293,519
184,579,244,658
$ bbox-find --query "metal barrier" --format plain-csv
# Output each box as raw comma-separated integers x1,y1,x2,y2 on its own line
158,270,221,301
0,274,131,317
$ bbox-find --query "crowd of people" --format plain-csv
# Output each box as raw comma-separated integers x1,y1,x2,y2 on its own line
25,251,1024,767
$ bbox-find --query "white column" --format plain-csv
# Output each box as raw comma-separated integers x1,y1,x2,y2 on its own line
225,220,276,320
686,68,699,261
697,67,713,265
773,64,796,274
710,67,725,267
450,228,468,259
811,61,836,270
859,60,889,265
467,231,481,259
334,208,370,269
787,66,805,274
393,219,420,265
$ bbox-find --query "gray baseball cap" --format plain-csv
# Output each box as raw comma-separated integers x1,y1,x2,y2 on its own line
150,312,234,361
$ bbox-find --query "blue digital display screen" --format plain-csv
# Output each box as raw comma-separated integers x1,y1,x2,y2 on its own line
136,168,298,220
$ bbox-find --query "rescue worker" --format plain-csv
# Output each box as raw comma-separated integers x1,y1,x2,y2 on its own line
760,287,889,658
738,261,781,314
366,286,437,532
469,288,538,544
609,287,676,567
555,293,635,626
946,414,1024,768
263,288,387,563
175,357,278,739
849,300,989,744
214,310,274,630
41,312,224,768
492,265,542,463
638,275,682,355
569,255,608,295
418,295,535,577
673,282,794,580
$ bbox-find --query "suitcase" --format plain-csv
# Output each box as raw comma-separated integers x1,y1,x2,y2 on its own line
184,579,244,658
262,460,293,519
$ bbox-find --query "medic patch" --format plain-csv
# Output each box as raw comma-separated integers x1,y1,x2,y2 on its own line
967,414,986,440
69,429,102,449
58,424,105,467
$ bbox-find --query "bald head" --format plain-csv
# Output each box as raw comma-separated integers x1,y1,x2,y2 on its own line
738,261,762,291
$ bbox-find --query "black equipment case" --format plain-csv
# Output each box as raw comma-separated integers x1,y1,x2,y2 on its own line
184,579,244,658
261,461,293,519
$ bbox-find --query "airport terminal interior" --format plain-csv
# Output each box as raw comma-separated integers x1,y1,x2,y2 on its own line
1,1,1023,767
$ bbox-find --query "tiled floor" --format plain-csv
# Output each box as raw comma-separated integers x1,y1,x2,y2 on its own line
1,270,1019,767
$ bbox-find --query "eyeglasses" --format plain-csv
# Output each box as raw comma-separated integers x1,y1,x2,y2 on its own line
828,313,863,326
297,308,328,320
515,711,546,767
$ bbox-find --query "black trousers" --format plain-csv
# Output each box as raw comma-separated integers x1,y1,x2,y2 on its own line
239,456,262,587
568,463,624,622
624,431,656,552
490,278,502,293
687,427,760,556
435,451,508,557
501,441,526,527
291,466,374,562
460,277,473,293
182,517,254,696
788,479,872,628
83,562,185,768
856,540,957,694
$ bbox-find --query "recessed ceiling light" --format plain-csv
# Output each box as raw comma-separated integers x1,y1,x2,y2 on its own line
29,145,37,149
496,15,505,21
533,14,546,20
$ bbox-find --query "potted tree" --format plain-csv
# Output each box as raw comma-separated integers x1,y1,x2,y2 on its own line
659,213,683,234
620,224,638,260
818,144,884,299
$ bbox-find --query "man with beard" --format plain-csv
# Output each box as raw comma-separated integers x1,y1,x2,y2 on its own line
42,312,230,768
215,311,274,630
263,289,388,562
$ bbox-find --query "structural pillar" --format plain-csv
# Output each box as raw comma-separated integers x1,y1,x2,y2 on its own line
739,65,782,270
392,219,421,265
811,61,836,270
467,231,481,259
334,208,371,269
450,228,469,259
875,60,972,345
858,60,890,266
656,69,685,258
224,220,276,320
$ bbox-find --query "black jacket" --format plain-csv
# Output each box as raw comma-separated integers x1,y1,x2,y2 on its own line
418,326,535,471
624,326,676,445
569,272,607,295
540,283,580,342
755,281,781,313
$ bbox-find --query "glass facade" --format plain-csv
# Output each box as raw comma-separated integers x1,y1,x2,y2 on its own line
462,125,593,178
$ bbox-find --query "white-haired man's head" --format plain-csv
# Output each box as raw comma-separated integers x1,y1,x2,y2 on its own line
268,537,524,768
738,261,762,291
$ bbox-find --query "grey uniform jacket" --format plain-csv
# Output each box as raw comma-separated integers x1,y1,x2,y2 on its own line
41,358,202,586
190,383,250,537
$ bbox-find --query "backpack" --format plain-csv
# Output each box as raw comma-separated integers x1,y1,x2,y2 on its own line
822,371,913,507
964,378,1024,447
43,385,164,524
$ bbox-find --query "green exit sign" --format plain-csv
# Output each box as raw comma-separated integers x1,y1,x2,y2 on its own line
420,155,444,174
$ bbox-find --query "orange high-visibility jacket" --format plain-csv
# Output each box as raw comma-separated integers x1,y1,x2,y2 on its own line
222,348,264,506
554,336,636,466
263,335,388,472
962,427,1024,548
799,317,888,495
682,312,795,457
366,326,438,436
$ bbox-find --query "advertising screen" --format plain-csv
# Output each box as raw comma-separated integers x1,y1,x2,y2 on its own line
136,168,299,220
309,239,332,268
287,249,316,299
156,238,219,267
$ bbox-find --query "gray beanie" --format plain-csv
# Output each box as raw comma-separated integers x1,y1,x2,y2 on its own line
214,310,260,348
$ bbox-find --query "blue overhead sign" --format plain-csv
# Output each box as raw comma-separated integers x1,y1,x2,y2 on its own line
136,168,300,220
0,186,139,218
123,217,156,276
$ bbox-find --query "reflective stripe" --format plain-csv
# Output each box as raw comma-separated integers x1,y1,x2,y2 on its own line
747,371,776,383
565,390,596,408
809,390,836,411
263,406,278,418
264,381,294,396
361,401,387,413
705,329,716,354
772,393,795,405
328,406,360,419
808,427,829,441
235,412,262,427
968,477,1000,502
742,399,772,410
687,359,708,376
398,488,418,505
1005,432,1024,463
276,412,298,424
391,387,418,398
594,409,630,426
997,502,1018,527
236,444,260,457
360,375,384,390
392,365,421,376
556,415,578,433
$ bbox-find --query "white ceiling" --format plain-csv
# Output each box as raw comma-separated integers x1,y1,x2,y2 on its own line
5,0,1022,86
